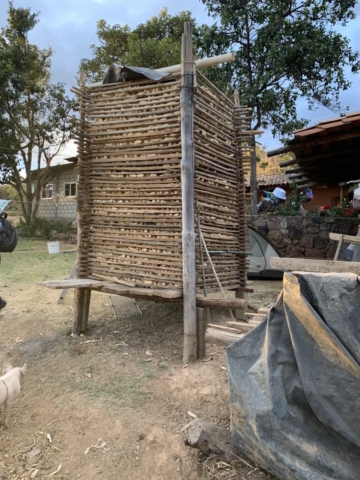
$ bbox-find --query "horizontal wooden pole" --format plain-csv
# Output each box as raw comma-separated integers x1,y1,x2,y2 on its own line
196,297,246,309
269,257,360,274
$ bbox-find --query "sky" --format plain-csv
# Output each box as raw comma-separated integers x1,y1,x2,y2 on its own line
1,0,360,160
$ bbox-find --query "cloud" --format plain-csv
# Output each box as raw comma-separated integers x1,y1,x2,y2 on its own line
1,0,359,151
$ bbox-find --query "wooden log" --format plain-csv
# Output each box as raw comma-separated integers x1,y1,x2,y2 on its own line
269,257,360,274
181,418,244,464
73,288,91,335
196,297,246,309
205,327,243,346
181,22,197,363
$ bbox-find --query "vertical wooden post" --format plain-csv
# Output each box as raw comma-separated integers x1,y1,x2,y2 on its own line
73,288,91,335
73,70,91,335
181,22,197,363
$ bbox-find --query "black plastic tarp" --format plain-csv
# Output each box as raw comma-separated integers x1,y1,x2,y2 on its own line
227,272,360,480
102,64,171,84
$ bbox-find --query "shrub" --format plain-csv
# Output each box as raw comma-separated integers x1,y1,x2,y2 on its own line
17,217,75,239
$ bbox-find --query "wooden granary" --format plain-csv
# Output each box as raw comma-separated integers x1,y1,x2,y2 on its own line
41,23,256,362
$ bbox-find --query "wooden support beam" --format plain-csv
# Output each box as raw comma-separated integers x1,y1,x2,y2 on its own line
181,21,197,363
181,418,245,464
269,257,360,274
73,288,91,335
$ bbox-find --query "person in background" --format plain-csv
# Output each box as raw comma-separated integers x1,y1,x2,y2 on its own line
257,187,287,213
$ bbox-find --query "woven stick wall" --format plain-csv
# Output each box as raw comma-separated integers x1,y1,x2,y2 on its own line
73,73,251,292
194,73,248,292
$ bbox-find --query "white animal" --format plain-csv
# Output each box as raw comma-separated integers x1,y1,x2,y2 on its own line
0,363,26,427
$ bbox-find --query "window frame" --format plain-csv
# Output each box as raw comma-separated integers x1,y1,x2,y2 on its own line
42,184,53,200
64,182,77,198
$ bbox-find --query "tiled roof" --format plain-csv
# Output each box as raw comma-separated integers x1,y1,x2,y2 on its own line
257,173,289,187
245,173,290,187
266,111,360,187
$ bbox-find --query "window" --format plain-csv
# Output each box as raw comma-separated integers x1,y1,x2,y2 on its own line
42,184,53,199
64,182,77,197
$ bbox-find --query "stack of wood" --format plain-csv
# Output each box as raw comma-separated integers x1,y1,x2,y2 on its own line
205,305,272,346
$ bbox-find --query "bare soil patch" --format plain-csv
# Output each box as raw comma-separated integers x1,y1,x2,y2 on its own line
0,239,281,479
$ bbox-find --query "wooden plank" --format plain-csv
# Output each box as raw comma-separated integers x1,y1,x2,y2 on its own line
269,257,360,274
38,279,104,289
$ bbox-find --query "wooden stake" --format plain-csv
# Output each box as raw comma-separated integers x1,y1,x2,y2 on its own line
181,22,197,363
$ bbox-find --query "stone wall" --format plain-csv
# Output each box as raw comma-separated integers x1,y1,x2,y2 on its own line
248,215,359,259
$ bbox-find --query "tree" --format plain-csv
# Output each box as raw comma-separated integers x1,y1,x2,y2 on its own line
0,2,75,223
198,0,360,213
80,8,196,83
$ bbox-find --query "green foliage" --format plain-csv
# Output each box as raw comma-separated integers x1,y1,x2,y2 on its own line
0,2,75,223
17,216,74,239
326,205,357,218
80,8,195,83
199,0,360,138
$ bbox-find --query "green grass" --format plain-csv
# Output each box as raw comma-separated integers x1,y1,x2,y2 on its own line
0,238,76,284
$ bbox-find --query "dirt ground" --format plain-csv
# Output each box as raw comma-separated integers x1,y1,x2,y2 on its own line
0,238,281,480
